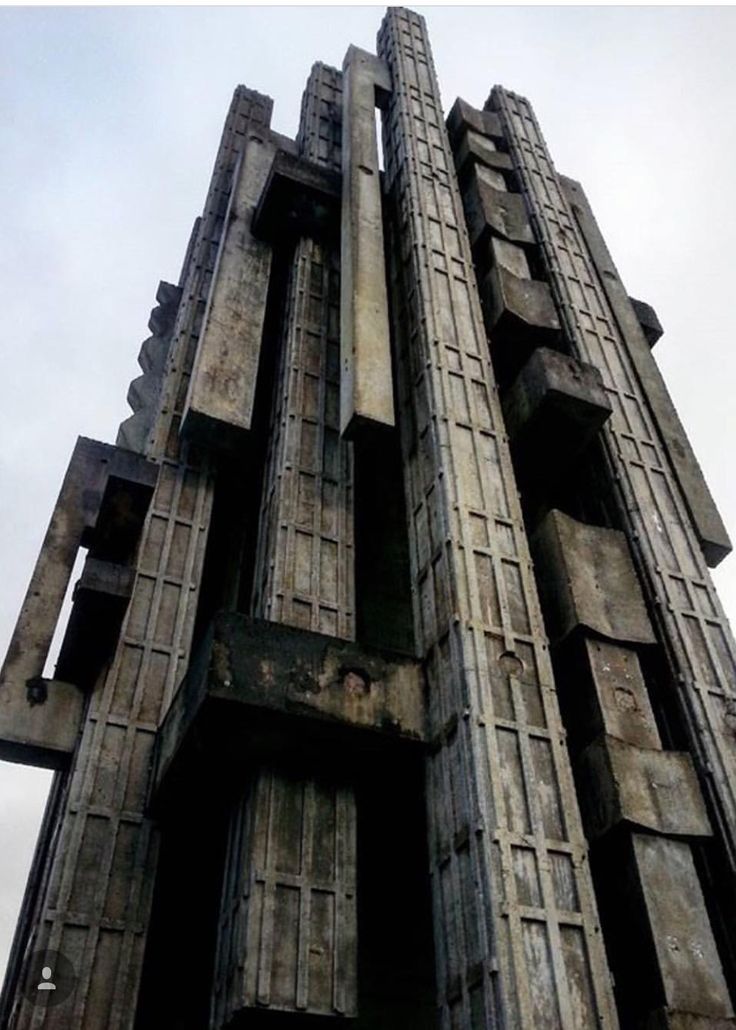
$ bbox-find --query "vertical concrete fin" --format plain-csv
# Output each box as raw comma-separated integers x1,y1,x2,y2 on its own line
339,46,395,438
378,9,618,1027
559,174,731,568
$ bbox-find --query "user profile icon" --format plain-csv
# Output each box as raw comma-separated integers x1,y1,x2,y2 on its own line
22,950,75,1007
37,966,56,991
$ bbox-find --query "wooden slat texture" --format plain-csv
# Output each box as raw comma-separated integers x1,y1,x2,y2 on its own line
8,88,273,1030
377,10,617,1029
493,87,736,880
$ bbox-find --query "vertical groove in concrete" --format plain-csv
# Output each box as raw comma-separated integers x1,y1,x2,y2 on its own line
378,9,617,1028
8,88,273,1030
494,86,736,880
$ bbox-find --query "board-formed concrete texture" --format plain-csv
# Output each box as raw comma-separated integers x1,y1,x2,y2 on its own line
1,8,735,1030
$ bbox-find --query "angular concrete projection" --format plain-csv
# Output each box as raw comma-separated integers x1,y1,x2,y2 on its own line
560,175,731,568
532,509,657,646
182,132,275,451
577,735,712,840
340,46,395,438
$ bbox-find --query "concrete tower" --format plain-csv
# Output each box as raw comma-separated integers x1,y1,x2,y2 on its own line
2,9,735,1029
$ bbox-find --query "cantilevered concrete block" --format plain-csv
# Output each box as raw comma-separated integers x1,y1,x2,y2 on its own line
531,509,657,645
577,735,711,839
0,438,156,766
339,46,395,438
182,134,276,451
577,638,661,750
453,129,515,184
630,296,664,348
503,347,612,471
480,262,560,355
446,96,505,147
252,149,341,241
462,164,534,250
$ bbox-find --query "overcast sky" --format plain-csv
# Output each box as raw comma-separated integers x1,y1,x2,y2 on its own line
1,4,735,986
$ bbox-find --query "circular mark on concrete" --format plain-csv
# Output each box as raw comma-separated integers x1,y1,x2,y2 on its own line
498,651,524,677
21,949,76,1007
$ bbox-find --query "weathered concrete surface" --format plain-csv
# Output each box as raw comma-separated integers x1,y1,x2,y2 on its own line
154,613,426,804
182,132,276,451
577,734,711,839
452,128,515,182
463,164,534,250
560,174,731,568
117,281,182,455
532,509,657,646
503,346,612,469
213,64,360,1028
480,261,560,352
632,834,734,1021
578,638,661,750
446,96,505,148
339,46,394,438
0,438,156,767
630,295,664,347
252,148,340,241
379,9,618,1027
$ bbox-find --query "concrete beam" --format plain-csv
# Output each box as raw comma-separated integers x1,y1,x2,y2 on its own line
182,133,276,451
154,613,426,806
0,438,156,766
339,46,395,438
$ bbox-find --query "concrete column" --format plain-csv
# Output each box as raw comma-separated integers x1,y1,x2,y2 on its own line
377,9,618,1028
339,46,394,438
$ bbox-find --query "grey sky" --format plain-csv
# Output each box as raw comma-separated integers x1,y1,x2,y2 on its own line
1,4,735,986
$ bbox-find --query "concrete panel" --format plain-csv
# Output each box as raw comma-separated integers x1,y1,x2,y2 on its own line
182,133,276,451
252,149,340,241
453,128,515,183
532,509,657,646
339,46,395,437
577,735,711,839
633,834,733,1020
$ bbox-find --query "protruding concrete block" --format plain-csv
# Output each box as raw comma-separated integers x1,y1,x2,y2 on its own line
480,262,560,357
0,438,156,766
462,164,534,249
446,97,505,147
503,347,612,471
340,46,395,438
578,638,661,750
252,149,341,241
531,509,657,645
577,735,711,839
488,236,530,279
630,296,664,347
453,129,515,184
182,134,276,452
